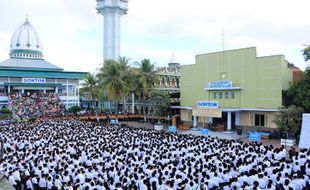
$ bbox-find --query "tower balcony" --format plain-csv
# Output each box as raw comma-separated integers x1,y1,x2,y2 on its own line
96,0,128,13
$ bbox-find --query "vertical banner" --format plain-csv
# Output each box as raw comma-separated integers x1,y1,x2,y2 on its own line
299,113,310,148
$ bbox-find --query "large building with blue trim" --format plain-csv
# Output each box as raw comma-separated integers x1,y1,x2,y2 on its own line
0,19,86,108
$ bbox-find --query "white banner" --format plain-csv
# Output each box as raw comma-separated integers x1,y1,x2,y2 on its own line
192,108,222,117
208,81,232,89
22,78,46,83
299,113,310,148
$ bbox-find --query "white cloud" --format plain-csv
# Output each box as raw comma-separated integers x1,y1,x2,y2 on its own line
230,36,288,56
0,0,309,72
0,31,11,59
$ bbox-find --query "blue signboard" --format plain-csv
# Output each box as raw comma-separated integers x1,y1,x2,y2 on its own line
201,128,209,135
197,101,219,108
249,132,261,141
208,81,232,89
22,78,46,83
110,119,116,125
168,126,177,132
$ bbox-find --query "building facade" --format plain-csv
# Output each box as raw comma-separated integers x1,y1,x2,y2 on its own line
179,47,294,129
123,60,181,114
0,19,86,109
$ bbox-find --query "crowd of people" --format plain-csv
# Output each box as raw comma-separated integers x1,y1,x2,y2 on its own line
0,119,309,190
9,93,65,118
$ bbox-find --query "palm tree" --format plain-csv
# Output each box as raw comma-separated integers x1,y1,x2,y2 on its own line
127,67,143,114
136,58,158,116
97,59,128,113
117,56,133,112
80,72,99,109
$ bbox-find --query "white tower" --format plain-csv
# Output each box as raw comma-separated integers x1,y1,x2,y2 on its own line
96,0,128,61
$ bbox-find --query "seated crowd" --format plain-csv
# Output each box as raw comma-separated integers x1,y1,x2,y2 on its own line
0,119,309,190
9,93,65,118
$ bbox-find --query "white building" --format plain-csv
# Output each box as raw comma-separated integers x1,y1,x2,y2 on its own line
0,19,87,108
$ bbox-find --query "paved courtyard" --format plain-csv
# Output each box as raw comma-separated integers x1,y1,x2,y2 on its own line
121,121,290,149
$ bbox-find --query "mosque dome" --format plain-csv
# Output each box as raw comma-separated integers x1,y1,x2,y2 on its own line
9,18,43,59
168,52,180,67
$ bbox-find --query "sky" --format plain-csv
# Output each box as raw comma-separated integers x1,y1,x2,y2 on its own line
0,0,310,73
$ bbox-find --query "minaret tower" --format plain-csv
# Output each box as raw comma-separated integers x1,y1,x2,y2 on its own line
96,0,128,61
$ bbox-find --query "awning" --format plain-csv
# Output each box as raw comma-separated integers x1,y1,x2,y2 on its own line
171,106,278,112
4,83,62,87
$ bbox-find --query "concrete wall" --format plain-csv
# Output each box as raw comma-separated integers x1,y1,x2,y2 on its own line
239,111,277,128
180,47,293,128
181,109,192,122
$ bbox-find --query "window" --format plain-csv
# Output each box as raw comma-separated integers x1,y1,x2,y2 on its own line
255,114,265,126
225,92,229,99
213,92,217,99
231,91,235,99
219,92,223,99
220,72,227,79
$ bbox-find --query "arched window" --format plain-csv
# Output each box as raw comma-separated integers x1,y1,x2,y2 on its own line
167,78,170,87
172,78,176,87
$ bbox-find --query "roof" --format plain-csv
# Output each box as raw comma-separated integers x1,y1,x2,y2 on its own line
0,69,86,79
0,58,63,71
10,18,43,59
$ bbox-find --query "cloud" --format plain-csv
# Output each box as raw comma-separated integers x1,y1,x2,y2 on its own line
0,0,309,72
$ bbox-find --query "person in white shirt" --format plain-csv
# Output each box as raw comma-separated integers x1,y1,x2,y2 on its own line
8,171,17,188
13,168,22,190
25,176,34,190
38,174,47,190
54,175,62,190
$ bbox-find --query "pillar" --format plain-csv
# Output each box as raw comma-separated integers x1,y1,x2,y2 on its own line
74,85,77,96
8,86,10,93
193,116,198,127
96,0,128,61
227,111,232,130
131,92,135,114
235,111,240,126
66,80,69,108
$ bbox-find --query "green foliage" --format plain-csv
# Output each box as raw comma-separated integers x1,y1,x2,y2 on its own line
81,72,99,99
28,117,37,122
0,107,11,115
136,59,158,96
302,45,310,61
97,57,133,112
287,67,310,112
68,106,82,114
135,59,158,115
274,105,304,138
97,59,127,100
149,90,170,119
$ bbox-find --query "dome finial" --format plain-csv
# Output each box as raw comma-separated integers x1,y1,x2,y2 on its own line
25,14,29,24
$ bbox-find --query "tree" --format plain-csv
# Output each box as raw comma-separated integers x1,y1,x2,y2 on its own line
287,67,310,112
68,106,82,115
149,90,170,123
302,45,310,61
126,67,143,114
117,56,133,112
136,58,158,115
0,107,11,116
274,105,304,139
97,59,129,113
80,72,99,108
